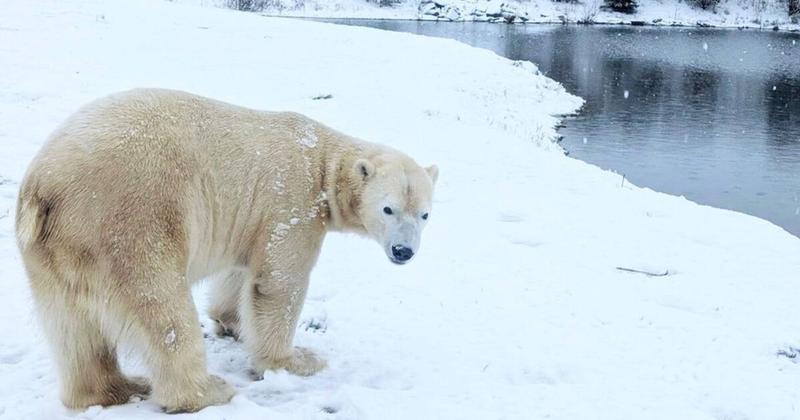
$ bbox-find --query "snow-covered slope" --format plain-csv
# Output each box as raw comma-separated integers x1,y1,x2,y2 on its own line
1,1,799,419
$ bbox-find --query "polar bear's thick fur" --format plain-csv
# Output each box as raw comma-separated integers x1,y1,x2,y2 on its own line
15,89,438,413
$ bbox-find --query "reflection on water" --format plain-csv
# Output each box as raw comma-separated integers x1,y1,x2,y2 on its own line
328,20,800,237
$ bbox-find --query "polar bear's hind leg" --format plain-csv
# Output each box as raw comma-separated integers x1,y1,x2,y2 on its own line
28,264,151,409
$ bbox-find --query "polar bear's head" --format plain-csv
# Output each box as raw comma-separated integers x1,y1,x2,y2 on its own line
353,156,438,265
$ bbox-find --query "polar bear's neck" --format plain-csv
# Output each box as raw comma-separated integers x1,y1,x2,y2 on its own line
320,137,379,235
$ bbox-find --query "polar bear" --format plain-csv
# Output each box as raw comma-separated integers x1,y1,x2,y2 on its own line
15,89,438,413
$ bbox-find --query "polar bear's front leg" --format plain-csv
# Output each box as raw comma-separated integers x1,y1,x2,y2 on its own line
240,229,326,377
241,271,326,376
208,270,246,340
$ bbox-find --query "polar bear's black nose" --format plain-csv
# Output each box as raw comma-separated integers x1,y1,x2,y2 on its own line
391,245,414,262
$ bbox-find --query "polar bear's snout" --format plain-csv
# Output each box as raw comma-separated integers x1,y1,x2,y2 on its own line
383,218,422,264
390,244,415,264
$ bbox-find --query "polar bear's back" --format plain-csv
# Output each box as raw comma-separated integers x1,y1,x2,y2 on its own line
23,88,319,206
40,88,273,169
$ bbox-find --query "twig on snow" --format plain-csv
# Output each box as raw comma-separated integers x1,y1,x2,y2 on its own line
616,266,669,277
777,347,799,361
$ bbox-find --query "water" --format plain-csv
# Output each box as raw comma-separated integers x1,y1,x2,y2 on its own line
327,20,800,237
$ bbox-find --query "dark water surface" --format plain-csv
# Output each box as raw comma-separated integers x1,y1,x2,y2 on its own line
328,20,800,237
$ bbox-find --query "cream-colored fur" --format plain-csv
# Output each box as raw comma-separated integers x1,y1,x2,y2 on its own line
15,89,438,413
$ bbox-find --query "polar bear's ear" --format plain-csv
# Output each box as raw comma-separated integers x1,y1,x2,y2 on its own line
353,159,375,182
425,165,439,185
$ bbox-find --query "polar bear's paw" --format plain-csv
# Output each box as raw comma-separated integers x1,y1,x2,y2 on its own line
123,376,152,399
65,374,152,409
258,347,327,377
162,375,235,413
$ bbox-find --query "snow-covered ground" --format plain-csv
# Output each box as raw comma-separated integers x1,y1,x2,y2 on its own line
187,0,800,31
2,0,800,419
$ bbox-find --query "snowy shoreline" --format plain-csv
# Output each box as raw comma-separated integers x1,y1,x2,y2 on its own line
219,0,800,32
2,0,800,419
287,14,800,33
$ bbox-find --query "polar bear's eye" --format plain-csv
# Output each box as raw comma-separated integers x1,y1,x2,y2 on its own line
422,213,429,220
383,206,393,215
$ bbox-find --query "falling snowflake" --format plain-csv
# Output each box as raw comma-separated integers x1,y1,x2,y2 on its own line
703,42,708,51
623,90,629,99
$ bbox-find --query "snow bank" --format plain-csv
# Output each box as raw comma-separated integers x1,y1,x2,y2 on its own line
415,0,800,29
1,0,799,419
203,0,800,31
